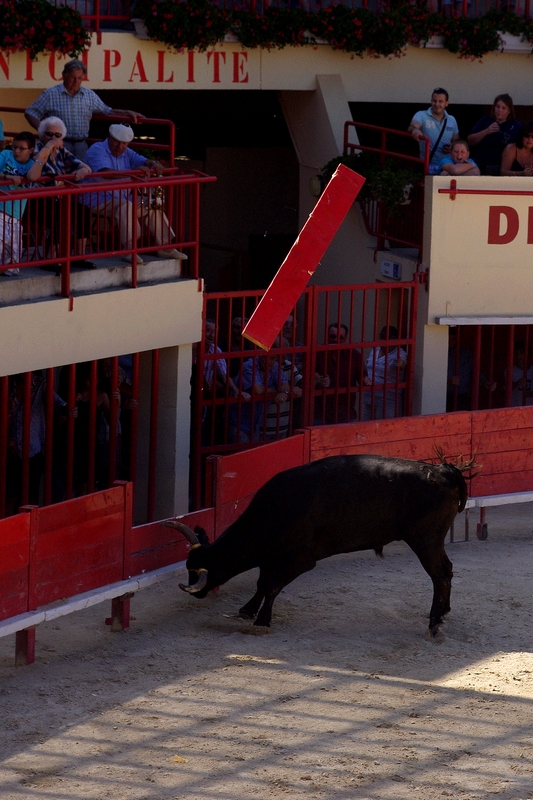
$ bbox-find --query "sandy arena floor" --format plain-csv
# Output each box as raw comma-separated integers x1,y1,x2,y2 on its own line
0,503,532,800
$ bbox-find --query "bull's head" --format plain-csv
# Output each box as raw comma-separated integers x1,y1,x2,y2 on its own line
162,520,211,596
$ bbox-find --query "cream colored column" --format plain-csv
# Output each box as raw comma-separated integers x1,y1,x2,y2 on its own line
280,75,376,287
134,344,192,524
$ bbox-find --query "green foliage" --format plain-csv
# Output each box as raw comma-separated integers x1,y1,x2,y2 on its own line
322,153,421,216
0,0,90,59
132,0,533,59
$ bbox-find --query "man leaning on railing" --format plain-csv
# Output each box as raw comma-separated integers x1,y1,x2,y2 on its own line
83,123,188,265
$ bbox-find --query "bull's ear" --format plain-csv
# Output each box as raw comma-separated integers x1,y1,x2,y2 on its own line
194,526,210,548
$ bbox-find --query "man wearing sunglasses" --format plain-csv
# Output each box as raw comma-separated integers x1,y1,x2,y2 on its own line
24,60,144,160
408,88,460,175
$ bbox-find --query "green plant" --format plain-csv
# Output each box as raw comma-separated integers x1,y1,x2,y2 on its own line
132,1,533,61
322,153,421,216
0,0,90,59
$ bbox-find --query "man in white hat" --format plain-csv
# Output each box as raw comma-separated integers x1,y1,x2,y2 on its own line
83,123,187,264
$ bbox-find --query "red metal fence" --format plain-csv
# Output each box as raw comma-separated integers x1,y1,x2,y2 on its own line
0,167,214,293
0,352,164,523
344,121,429,257
191,282,419,506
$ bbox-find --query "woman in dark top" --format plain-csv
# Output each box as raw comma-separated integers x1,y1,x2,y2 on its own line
500,120,533,176
468,94,521,175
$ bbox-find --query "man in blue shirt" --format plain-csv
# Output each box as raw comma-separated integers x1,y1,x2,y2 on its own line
408,88,460,175
84,123,187,264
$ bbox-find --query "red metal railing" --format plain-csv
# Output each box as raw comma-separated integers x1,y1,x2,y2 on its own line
0,110,176,165
344,120,429,256
191,282,419,507
0,167,215,294
0,352,162,522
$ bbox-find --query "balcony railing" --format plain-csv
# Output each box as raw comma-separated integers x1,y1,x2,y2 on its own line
0,167,216,296
344,120,428,257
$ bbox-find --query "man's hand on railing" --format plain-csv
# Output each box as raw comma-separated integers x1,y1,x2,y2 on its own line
73,165,91,182
140,160,165,177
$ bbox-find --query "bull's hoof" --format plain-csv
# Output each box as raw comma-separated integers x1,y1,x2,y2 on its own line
237,608,256,620
426,627,445,643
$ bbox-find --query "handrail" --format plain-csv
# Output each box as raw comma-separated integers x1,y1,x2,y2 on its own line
0,168,216,295
0,108,176,165
344,120,430,175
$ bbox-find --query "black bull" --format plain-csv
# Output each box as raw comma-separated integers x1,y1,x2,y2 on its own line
165,455,468,636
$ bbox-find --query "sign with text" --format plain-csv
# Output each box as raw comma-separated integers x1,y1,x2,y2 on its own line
427,176,533,320
0,36,260,90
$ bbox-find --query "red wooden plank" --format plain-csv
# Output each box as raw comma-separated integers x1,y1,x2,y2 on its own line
36,487,124,535
243,165,365,351
472,429,533,456
213,434,305,506
308,413,471,451
130,541,190,575
217,495,254,532
35,511,125,559
471,470,533,497
0,569,29,621
131,508,216,557
471,406,533,434
309,436,473,464
473,450,533,475
33,562,125,607
0,540,31,572
0,512,31,546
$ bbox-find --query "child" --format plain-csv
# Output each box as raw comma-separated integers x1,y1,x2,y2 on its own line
0,131,35,276
439,139,480,176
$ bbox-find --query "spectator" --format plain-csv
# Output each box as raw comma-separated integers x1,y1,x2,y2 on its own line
27,116,95,273
439,140,480,176
262,337,303,440
228,344,285,444
24,60,144,159
7,371,76,511
0,131,36,276
408,88,459,175
219,316,251,380
468,94,521,175
500,122,533,176
506,340,533,407
202,318,249,445
362,326,407,420
83,123,188,265
315,323,364,424
446,328,497,411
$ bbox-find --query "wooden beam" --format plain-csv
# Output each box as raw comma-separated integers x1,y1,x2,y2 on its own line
242,164,365,351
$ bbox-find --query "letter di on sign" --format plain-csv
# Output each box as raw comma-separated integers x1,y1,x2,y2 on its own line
487,206,519,245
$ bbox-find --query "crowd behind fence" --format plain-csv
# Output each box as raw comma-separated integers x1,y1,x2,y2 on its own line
0,352,161,522
191,283,419,506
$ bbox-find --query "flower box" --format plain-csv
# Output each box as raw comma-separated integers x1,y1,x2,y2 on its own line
131,19,150,40
418,35,445,49
498,31,532,53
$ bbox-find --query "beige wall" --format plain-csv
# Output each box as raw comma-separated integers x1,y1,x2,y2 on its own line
1,35,532,103
0,279,202,376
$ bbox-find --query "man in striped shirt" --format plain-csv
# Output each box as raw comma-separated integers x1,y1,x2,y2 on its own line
25,60,144,159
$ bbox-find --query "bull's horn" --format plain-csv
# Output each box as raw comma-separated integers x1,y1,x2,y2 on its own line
179,568,209,594
162,519,201,549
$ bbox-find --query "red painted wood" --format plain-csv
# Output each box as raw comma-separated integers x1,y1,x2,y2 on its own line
0,569,29,621
213,434,306,506
472,471,533,497
472,429,533,456
15,628,35,666
471,406,533,434
243,165,365,351
130,508,215,575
